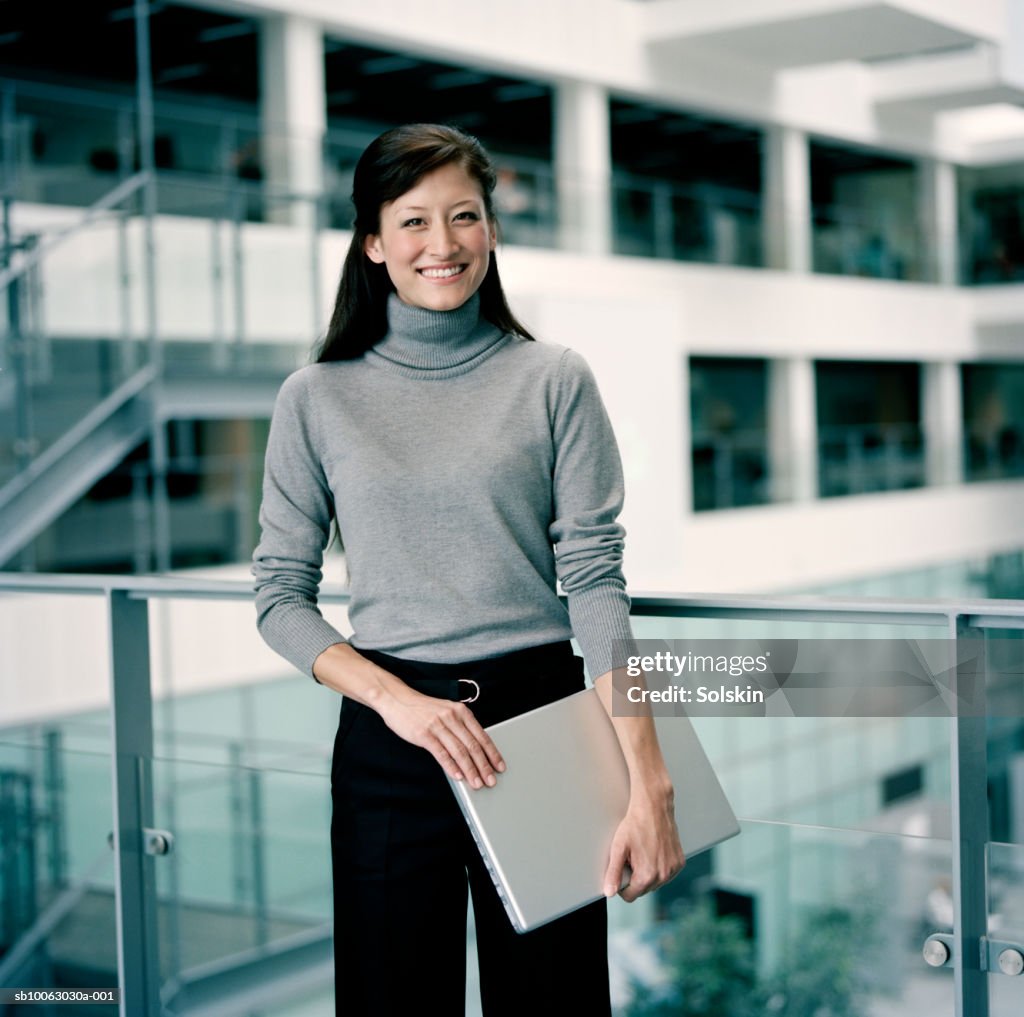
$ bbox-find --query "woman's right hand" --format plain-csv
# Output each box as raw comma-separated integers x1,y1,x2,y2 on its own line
312,642,505,789
377,688,506,789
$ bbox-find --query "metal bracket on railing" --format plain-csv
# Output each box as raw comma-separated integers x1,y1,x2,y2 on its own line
923,933,1024,976
106,827,174,857
983,938,1024,977
143,828,174,856
923,932,954,968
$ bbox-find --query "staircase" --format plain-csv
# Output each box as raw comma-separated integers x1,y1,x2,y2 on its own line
0,353,155,568
0,173,298,571
0,175,159,569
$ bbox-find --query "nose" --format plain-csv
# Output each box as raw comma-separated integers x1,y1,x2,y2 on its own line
427,221,459,258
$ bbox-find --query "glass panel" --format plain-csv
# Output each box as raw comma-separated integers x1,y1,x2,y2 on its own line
0,590,116,1009
0,209,149,495
611,175,763,267
962,365,1024,483
6,94,130,208
624,614,952,846
690,357,770,510
959,165,1024,286
150,756,334,1014
611,822,954,1016
0,592,112,743
491,156,558,250
816,362,925,498
988,841,1024,1017
809,141,922,282
146,595,347,770
0,739,118,1014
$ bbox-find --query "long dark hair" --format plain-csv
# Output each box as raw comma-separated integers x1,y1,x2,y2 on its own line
314,123,535,362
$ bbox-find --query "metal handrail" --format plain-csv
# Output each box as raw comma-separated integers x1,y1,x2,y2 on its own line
2,571,1023,625
0,170,149,293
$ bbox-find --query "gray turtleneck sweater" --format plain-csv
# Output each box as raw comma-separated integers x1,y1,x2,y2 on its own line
252,292,635,682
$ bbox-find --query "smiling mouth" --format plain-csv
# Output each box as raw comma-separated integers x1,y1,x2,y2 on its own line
418,265,467,279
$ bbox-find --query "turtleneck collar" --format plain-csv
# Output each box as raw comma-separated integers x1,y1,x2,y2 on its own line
366,292,509,379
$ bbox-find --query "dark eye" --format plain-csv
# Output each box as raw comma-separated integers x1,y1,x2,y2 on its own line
454,211,480,221
401,217,425,228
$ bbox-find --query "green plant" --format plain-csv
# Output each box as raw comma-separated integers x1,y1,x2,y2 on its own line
759,906,876,1017
624,900,877,1017
624,899,759,1017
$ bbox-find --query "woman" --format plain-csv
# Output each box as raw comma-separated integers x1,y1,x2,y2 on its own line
252,123,683,1016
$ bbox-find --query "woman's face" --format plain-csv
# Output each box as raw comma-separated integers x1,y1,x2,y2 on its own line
363,161,496,312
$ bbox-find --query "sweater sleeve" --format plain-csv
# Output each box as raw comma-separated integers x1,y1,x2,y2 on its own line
251,370,348,678
548,349,637,680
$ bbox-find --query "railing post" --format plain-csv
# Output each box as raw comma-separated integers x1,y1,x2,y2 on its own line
310,190,323,339
1,85,17,209
107,590,161,1016
134,0,171,574
249,768,269,947
116,208,137,378
42,728,66,888
210,216,228,371
949,613,989,1017
230,186,246,348
653,182,674,261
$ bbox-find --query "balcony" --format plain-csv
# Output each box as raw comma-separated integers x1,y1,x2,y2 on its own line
1,574,1023,1015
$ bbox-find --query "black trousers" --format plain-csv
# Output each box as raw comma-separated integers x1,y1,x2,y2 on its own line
330,640,612,1017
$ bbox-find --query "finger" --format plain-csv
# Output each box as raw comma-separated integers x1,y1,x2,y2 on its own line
621,867,655,903
434,729,488,788
446,718,503,788
460,712,506,773
427,739,466,783
439,706,503,787
604,840,628,898
435,713,501,789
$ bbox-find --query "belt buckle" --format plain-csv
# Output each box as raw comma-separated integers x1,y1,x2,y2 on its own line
458,678,480,704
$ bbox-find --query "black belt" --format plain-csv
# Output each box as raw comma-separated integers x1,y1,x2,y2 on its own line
356,640,583,726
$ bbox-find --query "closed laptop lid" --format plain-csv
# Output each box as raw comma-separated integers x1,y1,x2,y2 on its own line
448,688,740,933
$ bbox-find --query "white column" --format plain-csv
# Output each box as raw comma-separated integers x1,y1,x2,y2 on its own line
918,158,958,286
554,80,612,255
260,14,325,227
923,361,964,486
768,358,817,502
763,125,811,273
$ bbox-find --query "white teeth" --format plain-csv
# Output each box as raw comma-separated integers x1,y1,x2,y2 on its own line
420,265,465,279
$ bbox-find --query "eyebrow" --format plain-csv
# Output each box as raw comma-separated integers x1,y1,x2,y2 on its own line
394,199,479,214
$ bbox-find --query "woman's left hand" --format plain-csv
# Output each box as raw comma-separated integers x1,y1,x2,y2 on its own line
603,779,686,902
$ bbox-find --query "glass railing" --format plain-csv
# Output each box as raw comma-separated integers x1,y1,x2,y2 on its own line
9,74,1008,286
612,175,764,267
818,423,927,498
40,450,270,574
988,840,1024,1017
0,167,316,571
965,427,1024,483
690,422,937,511
613,822,955,1016
961,201,1024,286
150,756,332,1012
811,204,929,283
691,427,770,511
0,173,153,496
0,735,118,1014
1,577,1022,1015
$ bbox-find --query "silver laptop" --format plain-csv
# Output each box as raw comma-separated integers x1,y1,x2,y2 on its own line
447,688,740,933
